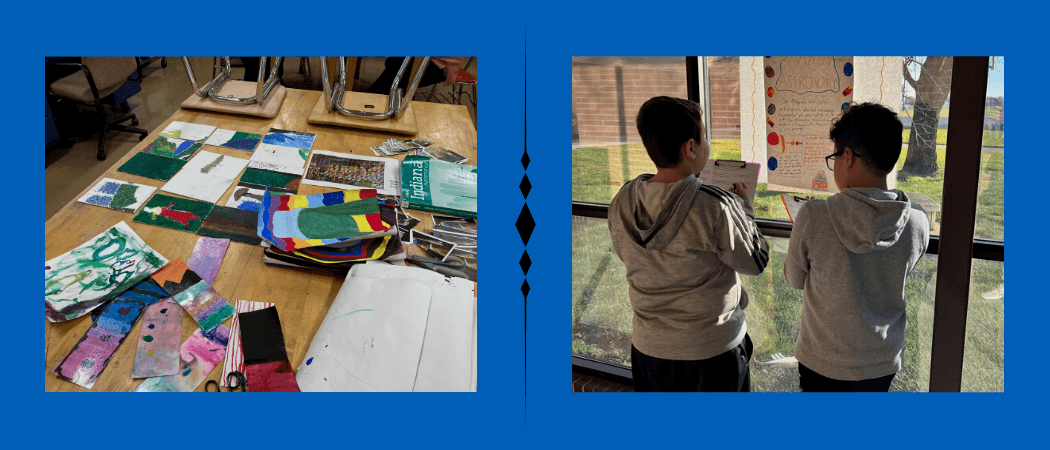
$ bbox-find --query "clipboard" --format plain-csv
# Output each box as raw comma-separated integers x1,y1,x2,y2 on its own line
698,159,761,203
780,193,813,223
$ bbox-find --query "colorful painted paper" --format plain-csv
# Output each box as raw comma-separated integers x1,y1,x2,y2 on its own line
261,128,316,150
186,237,230,285
117,152,188,181
302,150,401,196
197,205,263,246
52,278,169,388
152,259,234,332
160,151,250,203
159,121,217,142
240,167,302,192
203,129,263,151
251,143,310,170
135,324,230,392
78,178,157,213
220,300,274,387
239,307,301,392
257,189,390,252
131,298,183,378
141,136,204,160
225,183,296,212
133,193,215,233
45,222,169,322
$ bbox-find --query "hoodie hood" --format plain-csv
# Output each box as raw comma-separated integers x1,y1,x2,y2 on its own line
826,187,914,253
612,174,701,251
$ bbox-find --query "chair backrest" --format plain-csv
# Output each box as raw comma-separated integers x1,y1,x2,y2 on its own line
80,57,137,90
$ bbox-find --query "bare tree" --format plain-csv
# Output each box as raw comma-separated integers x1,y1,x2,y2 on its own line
901,56,952,177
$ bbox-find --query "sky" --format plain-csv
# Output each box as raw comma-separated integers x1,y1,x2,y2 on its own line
903,56,1004,100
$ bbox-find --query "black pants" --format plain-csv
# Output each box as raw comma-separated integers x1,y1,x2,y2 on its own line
798,363,895,392
631,333,753,392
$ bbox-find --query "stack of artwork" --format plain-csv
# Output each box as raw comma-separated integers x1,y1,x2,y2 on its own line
151,259,235,332
257,189,391,252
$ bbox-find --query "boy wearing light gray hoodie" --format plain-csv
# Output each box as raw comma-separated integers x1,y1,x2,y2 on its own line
785,102,929,392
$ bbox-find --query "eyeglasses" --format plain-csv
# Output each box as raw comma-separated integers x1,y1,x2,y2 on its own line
825,151,843,171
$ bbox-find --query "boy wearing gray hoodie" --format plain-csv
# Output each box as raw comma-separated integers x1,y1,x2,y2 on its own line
608,96,770,392
785,102,930,392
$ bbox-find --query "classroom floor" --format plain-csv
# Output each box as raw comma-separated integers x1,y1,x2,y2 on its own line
45,56,478,221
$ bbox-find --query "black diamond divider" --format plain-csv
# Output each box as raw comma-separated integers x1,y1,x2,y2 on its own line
519,250,531,275
521,279,530,300
515,204,535,246
521,148,530,170
519,174,532,199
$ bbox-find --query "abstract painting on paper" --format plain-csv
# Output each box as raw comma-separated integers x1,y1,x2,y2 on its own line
258,189,390,252
159,121,217,142
151,259,235,332
302,150,401,196
186,237,230,285
141,136,204,160
78,178,156,213
160,151,250,203
224,183,295,213
45,221,169,322
131,298,183,378
197,205,263,246
240,167,302,192
239,307,301,392
52,278,169,389
203,129,263,152
133,193,215,233
251,143,310,171
261,128,316,150
135,324,230,392
221,300,274,386
117,152,187,181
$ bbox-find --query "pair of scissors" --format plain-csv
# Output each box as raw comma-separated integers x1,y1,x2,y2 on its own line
204,371,247,392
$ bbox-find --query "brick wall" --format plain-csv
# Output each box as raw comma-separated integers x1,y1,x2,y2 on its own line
572,58,741,147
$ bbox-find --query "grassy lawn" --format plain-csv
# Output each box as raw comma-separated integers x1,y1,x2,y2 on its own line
571,138,1004,391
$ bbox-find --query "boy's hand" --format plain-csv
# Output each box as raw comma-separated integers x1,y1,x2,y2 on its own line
733,182,754,209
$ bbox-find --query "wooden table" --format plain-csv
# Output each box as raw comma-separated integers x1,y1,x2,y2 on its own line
44,88,477,392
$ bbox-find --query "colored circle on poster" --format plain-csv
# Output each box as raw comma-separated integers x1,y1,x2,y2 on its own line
767,104,776,115
767,132,780,145
767,87,775,98
842,86,853,96
143,335,154,342
765,66,775,78
768,157,778,171
844,62,854,77
842,102,850,111
148,324,155,329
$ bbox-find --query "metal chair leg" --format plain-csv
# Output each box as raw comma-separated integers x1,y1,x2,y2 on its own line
426,83,438,102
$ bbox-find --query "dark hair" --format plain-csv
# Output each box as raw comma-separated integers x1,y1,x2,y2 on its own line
636,96,704,168
828,102,903,174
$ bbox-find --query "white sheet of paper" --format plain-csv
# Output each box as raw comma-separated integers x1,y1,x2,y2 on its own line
246,160,305,176
159,121,217,142
160,151,249,203
250,143,309,170
301,150,401,197
295,268,432,392
698,160,761,203
413,277,476,392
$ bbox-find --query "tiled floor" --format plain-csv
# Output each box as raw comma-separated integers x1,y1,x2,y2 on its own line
45,56,477,221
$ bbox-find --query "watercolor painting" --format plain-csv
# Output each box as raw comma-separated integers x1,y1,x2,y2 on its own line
225,183,295,212
117,152,187,181
240,167,302,191
197,205,263,246
239,307,301,392
160,151,250,203
141,136,204,160
131,298,183,378
302,150,400,196
152,259,234,332
133,194,215,233
203,129,263,151
186,237,230,285
51,277,169,388
45,222,169,322
159,121,217,142
258,189,390,252
221,300,274,386
135,324,230,392
251,143,310,170
78,178,157,213
261,128,316,150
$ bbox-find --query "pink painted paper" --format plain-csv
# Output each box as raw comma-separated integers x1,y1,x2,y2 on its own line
135,324,230,392
221,300,274,386
131,299,183,378
186,237,230,285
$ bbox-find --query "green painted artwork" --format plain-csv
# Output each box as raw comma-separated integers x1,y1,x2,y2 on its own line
118,153,188,181
240,168,302,191
45,221,169,322
133,194,216,233
142,136,204,160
